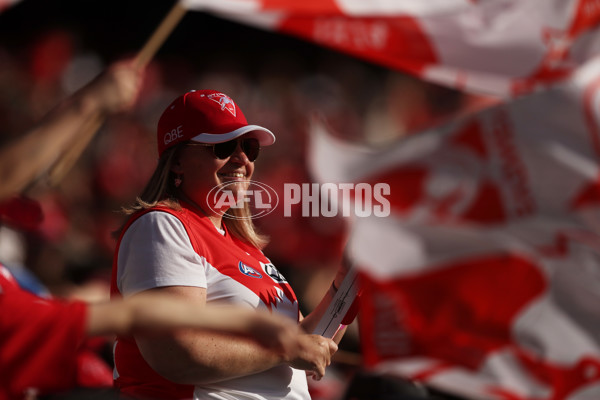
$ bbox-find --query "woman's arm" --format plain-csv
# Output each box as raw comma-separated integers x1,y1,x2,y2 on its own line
132,285,337,385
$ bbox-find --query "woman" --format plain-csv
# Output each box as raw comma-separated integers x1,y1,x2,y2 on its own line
110,90,347,399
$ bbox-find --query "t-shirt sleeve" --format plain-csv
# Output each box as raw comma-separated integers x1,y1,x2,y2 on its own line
117,211,208,296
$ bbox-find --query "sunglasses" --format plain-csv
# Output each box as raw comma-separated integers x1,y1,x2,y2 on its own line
187,138,260,162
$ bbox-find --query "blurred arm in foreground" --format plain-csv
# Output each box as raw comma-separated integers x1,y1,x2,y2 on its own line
88,292,302,356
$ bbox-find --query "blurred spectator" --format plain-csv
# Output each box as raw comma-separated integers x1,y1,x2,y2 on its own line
0,55,146,398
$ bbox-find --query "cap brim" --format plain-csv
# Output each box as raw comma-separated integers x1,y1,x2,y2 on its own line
190,125,275,146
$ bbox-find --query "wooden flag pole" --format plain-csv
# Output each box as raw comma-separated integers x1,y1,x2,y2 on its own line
45,114,104,186
45,1,188,187
313,263,359,339
134,1,187,69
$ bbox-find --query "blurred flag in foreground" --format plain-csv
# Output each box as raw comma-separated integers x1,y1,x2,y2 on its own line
308,55,600,399
182,0,600,97
0,0,21,13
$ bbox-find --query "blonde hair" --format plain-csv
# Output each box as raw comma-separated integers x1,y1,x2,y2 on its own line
120,144,269,249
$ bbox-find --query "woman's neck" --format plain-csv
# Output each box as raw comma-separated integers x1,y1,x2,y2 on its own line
207,214,223,231
178,191,224,230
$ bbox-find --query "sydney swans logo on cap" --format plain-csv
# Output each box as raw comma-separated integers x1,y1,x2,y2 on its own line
207,93,236,117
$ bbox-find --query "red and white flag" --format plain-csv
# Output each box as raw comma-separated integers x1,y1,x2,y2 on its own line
307,55,600,399
181,0,600,97
0,0,21,13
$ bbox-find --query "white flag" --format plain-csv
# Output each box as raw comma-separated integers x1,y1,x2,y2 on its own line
308,56,600,399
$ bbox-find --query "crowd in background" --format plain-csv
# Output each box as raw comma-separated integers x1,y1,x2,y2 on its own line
0,12,471,398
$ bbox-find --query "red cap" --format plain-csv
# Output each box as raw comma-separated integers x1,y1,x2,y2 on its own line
156,90,275,157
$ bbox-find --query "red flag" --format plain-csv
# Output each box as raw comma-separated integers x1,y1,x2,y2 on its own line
0,0,21,13
182,0,600,97
307,56,600,399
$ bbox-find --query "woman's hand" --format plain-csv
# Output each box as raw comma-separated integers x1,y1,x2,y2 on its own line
283,334,338,380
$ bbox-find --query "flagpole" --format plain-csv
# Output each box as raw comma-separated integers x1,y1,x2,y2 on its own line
313,264,359,339
45,1,188,187
134,1,187,69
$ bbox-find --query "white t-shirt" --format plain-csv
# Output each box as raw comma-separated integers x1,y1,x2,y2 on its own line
116,210,309,400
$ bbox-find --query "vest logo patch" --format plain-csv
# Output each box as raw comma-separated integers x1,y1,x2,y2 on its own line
239,262,262,279
262,262,287,283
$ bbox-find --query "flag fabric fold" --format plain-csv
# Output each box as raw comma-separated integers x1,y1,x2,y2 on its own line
307,56,600,399
181,0,600,97
0,0,22,13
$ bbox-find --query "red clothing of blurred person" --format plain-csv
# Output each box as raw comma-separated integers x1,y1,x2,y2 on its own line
0,262,109,400
0,194,113,399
